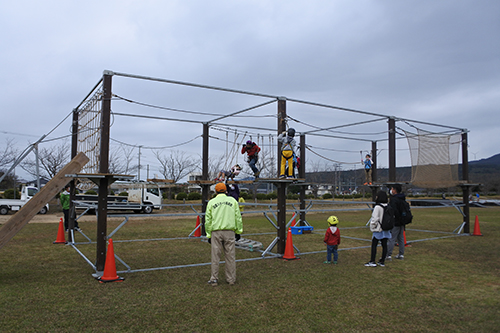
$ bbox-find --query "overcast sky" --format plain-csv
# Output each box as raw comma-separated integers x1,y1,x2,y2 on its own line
1,0,499,180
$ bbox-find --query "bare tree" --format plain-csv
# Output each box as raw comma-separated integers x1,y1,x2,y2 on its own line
120,145,138,176
207,154,226,180
0,138,20,188
21,141,70,178
154,149,198,183
108,147,125,175
108,144,138,175
305,159,334,198
255,146,276,179
0,138,19,168
40,141,71,177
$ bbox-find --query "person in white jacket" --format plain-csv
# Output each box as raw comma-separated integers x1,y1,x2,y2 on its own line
365,191,392,267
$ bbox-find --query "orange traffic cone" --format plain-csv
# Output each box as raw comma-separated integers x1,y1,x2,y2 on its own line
404,230,411,247
98,238,125,283
283,228,299,260
291,213,297,227
472,215,483,236
194,216,201,237
53,218,67,244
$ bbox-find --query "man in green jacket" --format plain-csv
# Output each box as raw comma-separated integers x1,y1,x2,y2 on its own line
205,182,243,286
60,185,79,231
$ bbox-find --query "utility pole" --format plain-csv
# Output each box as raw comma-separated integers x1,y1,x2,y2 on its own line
138,145,142,180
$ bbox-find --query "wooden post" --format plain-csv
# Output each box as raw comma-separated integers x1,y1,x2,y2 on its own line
0,153,89,250
461,130,470,233
96,72,112,271
299,134,306,225
277,97,287,254
388,117,396,182
201,123,210,236
68,108,79,242
371,141,378,202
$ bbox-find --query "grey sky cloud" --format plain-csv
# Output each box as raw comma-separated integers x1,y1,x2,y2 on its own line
1,0,498,180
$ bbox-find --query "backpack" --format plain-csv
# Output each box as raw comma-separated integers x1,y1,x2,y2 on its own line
400,200,413,225
379,204,395,231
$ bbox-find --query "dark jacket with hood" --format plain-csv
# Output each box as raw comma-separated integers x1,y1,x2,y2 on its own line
389,193,407,227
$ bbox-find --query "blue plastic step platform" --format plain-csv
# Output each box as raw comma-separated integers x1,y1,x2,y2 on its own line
290,226,314,235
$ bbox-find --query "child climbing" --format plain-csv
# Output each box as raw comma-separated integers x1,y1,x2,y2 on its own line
215,164,242,182
241,140,261,178
323,216,341,264
362,154,373,185
278,128,297,179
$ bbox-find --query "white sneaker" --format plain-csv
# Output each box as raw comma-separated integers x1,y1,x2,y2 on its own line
207,279,218,286
395,254,404,260
386,255,392,261
364,262,377,267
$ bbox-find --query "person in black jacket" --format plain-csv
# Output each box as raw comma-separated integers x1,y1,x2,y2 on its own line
387,184,407,260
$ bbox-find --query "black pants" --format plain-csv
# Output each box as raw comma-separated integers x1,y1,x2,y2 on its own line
63,209,69,230
63,208,79,230
370,237,388,263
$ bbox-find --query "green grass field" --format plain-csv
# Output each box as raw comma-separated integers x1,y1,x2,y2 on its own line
1,206,499,332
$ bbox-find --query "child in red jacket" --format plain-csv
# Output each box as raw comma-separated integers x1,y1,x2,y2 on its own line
324,216,341,264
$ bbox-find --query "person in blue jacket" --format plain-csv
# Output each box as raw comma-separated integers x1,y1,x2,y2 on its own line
362,154,374,185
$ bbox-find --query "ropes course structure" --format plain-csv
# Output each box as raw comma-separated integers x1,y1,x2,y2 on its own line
64,70,474,275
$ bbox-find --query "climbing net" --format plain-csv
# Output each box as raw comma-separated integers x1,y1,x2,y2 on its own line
405,128,462,188
76,83,103,189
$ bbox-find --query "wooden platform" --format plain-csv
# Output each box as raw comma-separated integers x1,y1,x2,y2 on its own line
66,173,135,185
226,180,254,184
256,178,305,183
147,178,174,183
188,180,214,185
188,180,255,185
187,178,306,185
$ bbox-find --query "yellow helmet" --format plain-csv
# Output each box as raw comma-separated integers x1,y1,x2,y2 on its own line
327,216,339,226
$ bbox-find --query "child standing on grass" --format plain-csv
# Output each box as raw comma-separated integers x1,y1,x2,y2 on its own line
324,216,341,264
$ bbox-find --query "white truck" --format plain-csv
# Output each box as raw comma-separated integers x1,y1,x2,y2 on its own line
0,185,50,215
74,182,163,214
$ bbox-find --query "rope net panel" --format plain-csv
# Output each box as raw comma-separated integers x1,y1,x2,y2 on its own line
76,84,103,189
405,129,461,188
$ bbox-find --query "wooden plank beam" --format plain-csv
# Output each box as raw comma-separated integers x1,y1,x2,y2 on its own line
226,180,254,184
188,180,215,184
147,178,174,183
0,152,89,250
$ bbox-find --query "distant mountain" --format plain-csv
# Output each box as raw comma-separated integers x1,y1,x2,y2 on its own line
469,153,500,166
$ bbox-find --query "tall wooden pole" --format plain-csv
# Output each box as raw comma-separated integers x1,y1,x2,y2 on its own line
277,97,287,254
68,109,79,242
388,117,396,182
299,134,306,225
96,72,112,271
461,130,470,233
201,123,209,235
371,141,378,202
